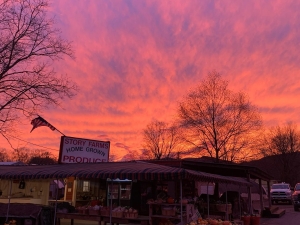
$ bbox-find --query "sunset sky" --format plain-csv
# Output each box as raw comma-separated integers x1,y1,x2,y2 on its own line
2,0,300,161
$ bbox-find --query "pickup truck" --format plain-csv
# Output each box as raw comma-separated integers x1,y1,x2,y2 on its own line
292,183,300,211
270,183,292,204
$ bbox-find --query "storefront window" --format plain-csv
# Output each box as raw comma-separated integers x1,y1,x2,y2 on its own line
75,179,106,207
83,181,90,192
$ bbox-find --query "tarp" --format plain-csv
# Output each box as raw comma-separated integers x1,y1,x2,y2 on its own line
53,179,65,189
219,179,267,194
0,161,252,186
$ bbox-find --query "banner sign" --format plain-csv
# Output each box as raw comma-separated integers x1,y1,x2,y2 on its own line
58,136,110,164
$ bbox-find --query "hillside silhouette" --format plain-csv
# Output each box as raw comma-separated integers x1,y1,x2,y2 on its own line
240,152,300,187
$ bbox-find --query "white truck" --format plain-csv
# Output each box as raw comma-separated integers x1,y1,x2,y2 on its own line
270,182,292,205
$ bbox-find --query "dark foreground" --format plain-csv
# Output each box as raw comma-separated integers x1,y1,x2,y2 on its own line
260,203,300,225
57,204,299,225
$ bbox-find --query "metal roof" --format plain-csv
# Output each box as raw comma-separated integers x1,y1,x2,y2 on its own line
143,157,274,181
0,161,252,186
182,158,274,181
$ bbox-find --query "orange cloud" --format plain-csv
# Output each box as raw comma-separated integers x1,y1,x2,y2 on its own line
2,0,300,160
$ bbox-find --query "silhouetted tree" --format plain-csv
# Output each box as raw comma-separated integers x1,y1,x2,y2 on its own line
142,120,184,160
28,149,57,164
0,0,77,146
10,147,56,164
0,148,10,161
11,147,31,163
259,122,300,184
28,155,56,164
178,71,262,162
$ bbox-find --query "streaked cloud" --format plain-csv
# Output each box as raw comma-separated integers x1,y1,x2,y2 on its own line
3,0,300,160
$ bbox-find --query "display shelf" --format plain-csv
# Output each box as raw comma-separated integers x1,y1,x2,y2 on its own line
106,180,132,207
150,215,184,219
148,202,189,206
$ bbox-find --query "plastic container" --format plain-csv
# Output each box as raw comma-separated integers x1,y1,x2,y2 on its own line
251,215,260,225
241,215,251,225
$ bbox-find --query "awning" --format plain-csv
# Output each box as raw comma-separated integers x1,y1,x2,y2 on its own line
0,161,252,186
219,178,267,194
185,169,251,186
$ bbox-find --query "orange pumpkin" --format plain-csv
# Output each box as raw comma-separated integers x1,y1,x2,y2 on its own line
167,197,174,204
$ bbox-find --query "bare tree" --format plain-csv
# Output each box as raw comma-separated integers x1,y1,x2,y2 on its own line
260,122,300,156
28,152,57,164
10,147,57,163
178,71,262,162
11,147,31,163
142,120,184,160
0,148,10,161
259,122,300,183
0,0,77,146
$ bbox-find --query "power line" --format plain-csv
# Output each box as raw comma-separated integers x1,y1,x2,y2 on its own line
6,134,59,151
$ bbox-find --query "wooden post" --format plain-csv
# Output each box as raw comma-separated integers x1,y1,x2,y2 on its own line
267,181,271,207
259,179,263,214
247,173,252,215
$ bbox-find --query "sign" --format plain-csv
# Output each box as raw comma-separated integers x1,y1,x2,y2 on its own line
58,136,110,164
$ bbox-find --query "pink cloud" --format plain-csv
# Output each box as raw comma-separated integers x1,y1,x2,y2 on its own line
2,0,300,160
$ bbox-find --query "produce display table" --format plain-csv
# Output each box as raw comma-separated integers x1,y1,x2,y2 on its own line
0,203,42,219
201,209,232,221
102,215,149,225
56,212,101,225
0,203,44,225
56,212,149,225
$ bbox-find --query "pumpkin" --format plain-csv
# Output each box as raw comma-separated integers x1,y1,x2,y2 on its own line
167,197,174,204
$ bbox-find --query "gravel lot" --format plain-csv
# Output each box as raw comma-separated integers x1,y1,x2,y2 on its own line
260,203,300,225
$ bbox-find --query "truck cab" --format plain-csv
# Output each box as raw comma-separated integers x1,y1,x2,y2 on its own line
270,182,292,205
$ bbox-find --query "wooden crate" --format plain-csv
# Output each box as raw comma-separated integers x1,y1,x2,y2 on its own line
162,208,176,216
89,208,100,215
124,212,138,218
112,211,124,218
100,207,111,216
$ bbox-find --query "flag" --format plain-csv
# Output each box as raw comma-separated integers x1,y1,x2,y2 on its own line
30,116,56,133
